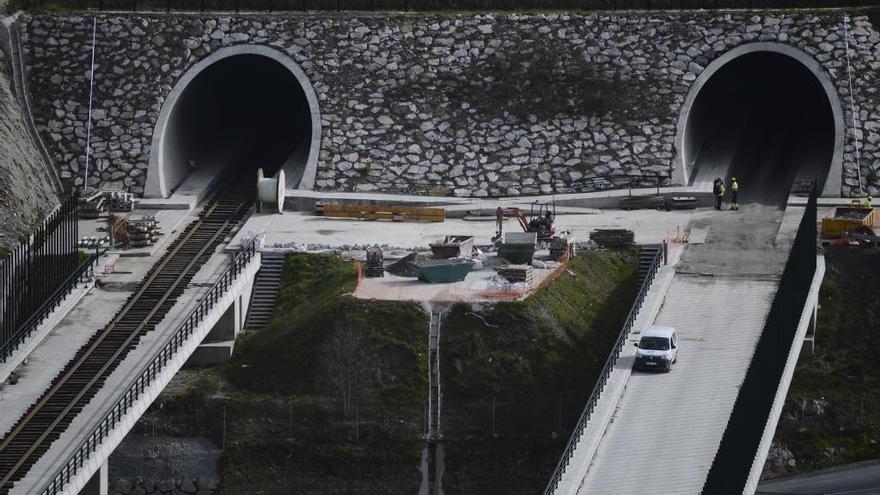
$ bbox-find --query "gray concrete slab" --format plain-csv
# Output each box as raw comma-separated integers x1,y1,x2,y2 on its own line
230,208,716,251
677,204,789,277
575,276,779,495
566,198,802,494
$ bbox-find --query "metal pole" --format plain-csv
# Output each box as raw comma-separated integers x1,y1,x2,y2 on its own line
557,392,563,433
83,18,98,191
491,397,496,437
288,400,293,439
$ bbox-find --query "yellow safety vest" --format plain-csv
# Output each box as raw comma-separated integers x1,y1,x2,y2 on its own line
731,181,739,192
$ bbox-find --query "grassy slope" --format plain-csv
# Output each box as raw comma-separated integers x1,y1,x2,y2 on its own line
440,249,639,494
140,253,428,494
138,249,638,493
771,247,880,475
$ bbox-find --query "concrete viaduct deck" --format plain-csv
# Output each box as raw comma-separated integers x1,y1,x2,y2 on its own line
551,202,824,495
0,205,259,495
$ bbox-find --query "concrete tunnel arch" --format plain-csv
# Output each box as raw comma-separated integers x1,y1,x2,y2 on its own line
145,45,322,198
674,42,845,199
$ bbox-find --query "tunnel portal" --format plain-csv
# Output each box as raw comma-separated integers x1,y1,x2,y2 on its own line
682,49,839,204
146,50,317,198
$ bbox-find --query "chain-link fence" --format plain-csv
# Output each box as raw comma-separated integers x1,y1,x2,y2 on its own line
441,391,588,493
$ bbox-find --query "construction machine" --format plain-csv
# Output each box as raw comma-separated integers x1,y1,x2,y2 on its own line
491,202,556,243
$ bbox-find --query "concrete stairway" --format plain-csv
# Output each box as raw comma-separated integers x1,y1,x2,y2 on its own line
638,244,661,285
243,252,285,330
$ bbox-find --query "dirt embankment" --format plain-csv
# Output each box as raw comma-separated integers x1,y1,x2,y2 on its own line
0,50,57,248
120,250,638,494
766,247,880,478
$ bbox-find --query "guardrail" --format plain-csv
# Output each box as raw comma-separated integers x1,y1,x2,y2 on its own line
0,249,103,362
1,193,80,363
544,246,662,494
39,239,259,495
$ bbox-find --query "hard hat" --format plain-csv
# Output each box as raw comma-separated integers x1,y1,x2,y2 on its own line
731,177,737,182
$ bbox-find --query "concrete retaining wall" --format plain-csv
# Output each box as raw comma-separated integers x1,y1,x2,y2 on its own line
17,11,880,197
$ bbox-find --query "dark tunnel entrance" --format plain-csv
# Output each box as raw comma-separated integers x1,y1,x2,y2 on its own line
147,52,315,198
683,50,838,205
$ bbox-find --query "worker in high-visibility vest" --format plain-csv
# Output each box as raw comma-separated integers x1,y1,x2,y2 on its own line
713,177,725,210
729,177,740,211
862,196,873,208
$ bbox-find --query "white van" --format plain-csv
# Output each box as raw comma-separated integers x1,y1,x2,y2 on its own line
633,326,678,372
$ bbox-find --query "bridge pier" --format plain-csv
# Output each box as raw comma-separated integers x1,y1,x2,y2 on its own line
187,258,256,366
801,296,818,358
79,460,108,495
186,279,254,366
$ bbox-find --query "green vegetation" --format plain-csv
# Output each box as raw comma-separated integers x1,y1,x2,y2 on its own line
772,247,880,474
140,252,429,494
137,249,639,493
440,249,639,493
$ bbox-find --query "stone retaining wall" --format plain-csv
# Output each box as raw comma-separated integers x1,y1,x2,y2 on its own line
18,11,880,197
110,477,217,495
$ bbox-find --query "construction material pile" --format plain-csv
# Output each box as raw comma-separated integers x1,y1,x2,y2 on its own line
496,264,534,284
549,237,569,261
620,195,666,210
127,216,160,248
365,247,385,277
590,229,635,248
318,203,445,222
386,252,421,277
79,236,109,249
78,190,106,219
109,191,136,212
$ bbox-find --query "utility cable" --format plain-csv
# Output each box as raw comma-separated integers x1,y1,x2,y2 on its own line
83,17,97,191
843,13,863,193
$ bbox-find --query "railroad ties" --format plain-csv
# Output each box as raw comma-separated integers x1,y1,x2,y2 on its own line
0,180,253,494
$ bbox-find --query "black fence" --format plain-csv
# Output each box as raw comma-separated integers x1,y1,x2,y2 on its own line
20,0,879,13
701,189,818,494
0,194,87,362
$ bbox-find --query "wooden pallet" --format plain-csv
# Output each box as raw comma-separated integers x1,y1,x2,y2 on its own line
590,229,635,248
321,203,445,222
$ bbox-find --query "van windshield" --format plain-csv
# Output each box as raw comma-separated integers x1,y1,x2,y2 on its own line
639,336,670,350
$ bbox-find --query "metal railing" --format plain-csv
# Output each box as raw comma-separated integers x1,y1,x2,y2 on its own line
39,239,259,495
1,193,79,363
544,246,663,494
581,173,674,196
0,250,103,362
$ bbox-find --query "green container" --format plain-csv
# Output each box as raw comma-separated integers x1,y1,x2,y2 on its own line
417,259,474,283
501,244,536,264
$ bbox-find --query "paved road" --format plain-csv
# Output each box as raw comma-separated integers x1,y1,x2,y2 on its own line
757,460,880,495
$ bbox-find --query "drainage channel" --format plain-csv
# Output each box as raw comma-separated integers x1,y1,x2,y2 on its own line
421,308,444,495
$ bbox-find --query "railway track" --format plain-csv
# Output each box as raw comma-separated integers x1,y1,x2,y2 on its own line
0,180,254,494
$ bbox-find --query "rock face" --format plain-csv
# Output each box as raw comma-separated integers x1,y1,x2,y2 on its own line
0,50,58,247
18,12,880,197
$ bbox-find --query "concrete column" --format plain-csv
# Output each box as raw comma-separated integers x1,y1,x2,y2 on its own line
79,460,108,495
800,295,819,359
